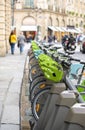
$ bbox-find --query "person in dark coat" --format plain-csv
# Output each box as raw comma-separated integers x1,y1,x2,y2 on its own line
48,35,53,43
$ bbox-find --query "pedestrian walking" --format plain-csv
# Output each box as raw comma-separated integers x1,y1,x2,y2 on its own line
48,34,53,43
9,29,17,55
18,32,26,54
53,35,57,43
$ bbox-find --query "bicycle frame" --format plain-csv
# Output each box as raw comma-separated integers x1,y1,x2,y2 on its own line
65,62,85,103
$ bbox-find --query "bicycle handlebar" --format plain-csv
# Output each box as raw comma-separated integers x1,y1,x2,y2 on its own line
70,57,80,62
80,60,85,65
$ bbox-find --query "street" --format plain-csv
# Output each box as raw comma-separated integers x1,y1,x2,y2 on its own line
56,43,85,61
72,50,85,61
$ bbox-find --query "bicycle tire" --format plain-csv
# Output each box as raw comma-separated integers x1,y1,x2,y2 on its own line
29,52,34,57
29,58,38,65
29,61,39,70
29,55,35,62
30,81,51,101
28,49,33,56
29,65,43,81
29,75,46,93
31,87,50,121
29,63,40,75
29,62,39,70
29,71,44,82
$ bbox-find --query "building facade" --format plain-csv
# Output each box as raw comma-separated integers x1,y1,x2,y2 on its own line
14,0,85,41
0,0,11,56
0,0,85,56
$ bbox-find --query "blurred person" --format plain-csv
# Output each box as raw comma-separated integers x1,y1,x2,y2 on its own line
48,34,53,43
69,33,76,44
53,35,57,43
9,30,17,55
18,32,26,54
61,34,69,45
43,36,47,43
67,33,76,50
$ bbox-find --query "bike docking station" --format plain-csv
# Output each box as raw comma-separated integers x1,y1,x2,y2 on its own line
33,88,79,130
28,41,85,130
60,103,85,130
33,82,66,130
44,90,78,130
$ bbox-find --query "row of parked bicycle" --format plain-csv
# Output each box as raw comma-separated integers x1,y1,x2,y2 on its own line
28,41,85,130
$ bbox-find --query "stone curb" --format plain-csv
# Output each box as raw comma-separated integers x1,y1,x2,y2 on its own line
20,56,31,130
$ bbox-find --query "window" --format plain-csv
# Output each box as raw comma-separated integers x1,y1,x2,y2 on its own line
11,0,13,6
25,0,34,7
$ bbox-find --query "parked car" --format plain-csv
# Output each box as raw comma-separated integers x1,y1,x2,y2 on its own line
80,37,85,53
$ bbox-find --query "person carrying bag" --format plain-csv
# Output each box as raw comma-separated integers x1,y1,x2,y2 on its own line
17,32,26,54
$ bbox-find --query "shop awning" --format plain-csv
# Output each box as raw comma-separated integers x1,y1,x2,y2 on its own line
75,28,82,33
48,26,59,31
61,27,68,32
55,27,64,32
20,25,37,31
73,29,80,33
61,27,79,33
66,28,77,33
48,26,82,33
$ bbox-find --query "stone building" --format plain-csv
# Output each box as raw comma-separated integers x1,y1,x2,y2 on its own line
0,0,11,56
0,0,85,56
14,0,85,42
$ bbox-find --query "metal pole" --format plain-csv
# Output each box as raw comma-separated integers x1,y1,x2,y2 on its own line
12,0,16,26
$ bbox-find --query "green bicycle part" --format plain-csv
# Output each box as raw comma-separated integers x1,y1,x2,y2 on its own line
40,64,63,82
31,41,40,50
32,46,40,51
38,54,54,62
77,80,85,101
39,60,57,67
33,49,44,59
38,53,64,82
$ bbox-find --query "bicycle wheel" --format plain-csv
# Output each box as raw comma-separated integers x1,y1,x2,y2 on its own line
29,65,43,81
29,61,39,70
28,48,33,56
29,62,39,70
31,88,50,121
30,81,51,101
29,58,38,65
29,55,35,62
29,75,46,93
29,71,44,82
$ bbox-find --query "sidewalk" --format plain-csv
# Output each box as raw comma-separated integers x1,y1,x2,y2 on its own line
0,43,31,130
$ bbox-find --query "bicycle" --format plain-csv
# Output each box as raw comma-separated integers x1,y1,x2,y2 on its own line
29,42,85,120
31,55,85,120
